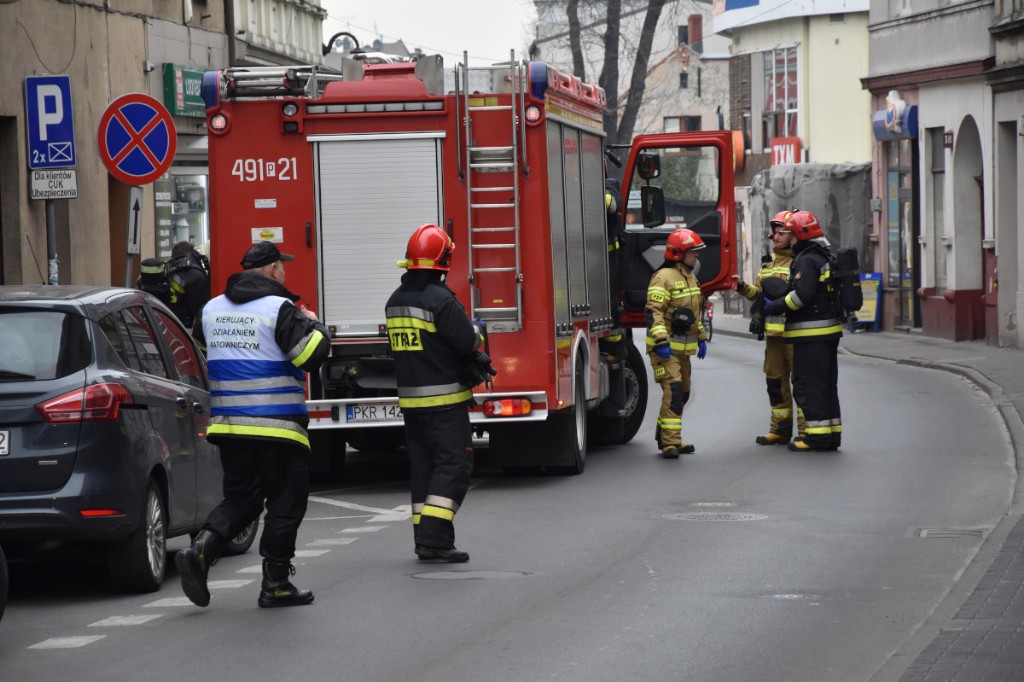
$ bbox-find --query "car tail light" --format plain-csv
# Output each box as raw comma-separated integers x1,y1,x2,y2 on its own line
37,384,134,423
482,398,532,417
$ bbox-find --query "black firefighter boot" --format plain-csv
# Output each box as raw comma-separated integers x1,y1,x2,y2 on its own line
175,528,225,607
257,560,315,608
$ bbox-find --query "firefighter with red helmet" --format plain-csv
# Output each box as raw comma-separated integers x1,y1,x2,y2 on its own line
645,228,708,458
764,210,844,451
385,224,486,562
733,211,806,445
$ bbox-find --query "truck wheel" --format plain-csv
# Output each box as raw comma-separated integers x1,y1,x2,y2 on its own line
108,480,166,593
551,357,587,475
346,427,406,453
0,543,7,623
588,341,649,446
614,342,649,444
309,430,346,474
222,517,259,556
491,355,587,474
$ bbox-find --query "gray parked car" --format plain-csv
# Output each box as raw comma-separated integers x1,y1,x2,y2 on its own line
0,286,255,594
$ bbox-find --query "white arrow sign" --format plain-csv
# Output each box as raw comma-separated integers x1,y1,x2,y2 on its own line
126,186,143,255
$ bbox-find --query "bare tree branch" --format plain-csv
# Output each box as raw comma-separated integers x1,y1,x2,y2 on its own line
615,0,668,144
599,0,622,141
567,0,586,79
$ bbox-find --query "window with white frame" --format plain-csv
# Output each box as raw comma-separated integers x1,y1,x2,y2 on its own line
762,47,798,147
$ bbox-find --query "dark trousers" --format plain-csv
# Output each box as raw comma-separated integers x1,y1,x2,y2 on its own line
791,337,842,450
404,408,473,549
204,438,310,561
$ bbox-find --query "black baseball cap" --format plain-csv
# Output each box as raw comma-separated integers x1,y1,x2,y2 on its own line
241,241,295,269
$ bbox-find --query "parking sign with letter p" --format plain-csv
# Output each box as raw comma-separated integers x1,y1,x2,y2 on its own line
25,75,76,170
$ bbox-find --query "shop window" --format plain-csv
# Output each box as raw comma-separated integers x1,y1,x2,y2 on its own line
154,173,209,259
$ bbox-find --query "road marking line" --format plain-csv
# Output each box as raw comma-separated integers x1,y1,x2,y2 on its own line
208,579,254,588
144,597,195,608
308,538,357,546
29,636,105,649
295,549,331,557
308,496,395,514
340,526,384,533
237,565,263,574
89,615,162,627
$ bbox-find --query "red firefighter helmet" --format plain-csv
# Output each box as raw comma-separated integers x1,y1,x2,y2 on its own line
402,224,454,271
781,210,824,240
769,210,793,231
664,228,705,261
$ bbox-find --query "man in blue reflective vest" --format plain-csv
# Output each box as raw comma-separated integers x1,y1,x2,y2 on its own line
386,224,484,562
177,241,329,608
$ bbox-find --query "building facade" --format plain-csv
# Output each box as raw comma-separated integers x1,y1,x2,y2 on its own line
0,0,325,288
864,0,1023,344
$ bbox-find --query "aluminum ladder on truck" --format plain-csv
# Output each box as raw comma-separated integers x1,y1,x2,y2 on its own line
457,51,530,331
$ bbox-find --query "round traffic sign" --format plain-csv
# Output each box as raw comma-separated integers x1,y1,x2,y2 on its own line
97,93,176,185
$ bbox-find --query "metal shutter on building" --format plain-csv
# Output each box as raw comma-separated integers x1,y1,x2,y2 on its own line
314,134,443,335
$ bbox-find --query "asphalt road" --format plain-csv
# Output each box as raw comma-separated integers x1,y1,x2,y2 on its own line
0,335,1013,682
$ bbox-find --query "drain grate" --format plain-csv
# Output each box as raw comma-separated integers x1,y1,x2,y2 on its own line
663,512,768,521
918,528,988,539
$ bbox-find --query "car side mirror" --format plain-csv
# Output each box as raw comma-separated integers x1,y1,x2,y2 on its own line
636,152,661,180
641,185,665,228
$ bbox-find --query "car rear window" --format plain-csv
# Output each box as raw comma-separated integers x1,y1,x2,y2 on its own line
0,309,89,381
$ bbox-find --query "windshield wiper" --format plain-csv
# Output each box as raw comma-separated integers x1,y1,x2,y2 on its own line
0,369,37,380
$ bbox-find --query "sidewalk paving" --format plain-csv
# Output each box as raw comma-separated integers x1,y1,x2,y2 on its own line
711,301,1024,681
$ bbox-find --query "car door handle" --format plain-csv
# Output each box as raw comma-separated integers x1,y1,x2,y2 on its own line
176,397,190,409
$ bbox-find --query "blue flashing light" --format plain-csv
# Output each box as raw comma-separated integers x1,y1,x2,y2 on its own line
201,71,221,110
529,62,549,100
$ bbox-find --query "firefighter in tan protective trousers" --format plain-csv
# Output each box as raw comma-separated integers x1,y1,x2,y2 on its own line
733,211,806,445
646,228,708,459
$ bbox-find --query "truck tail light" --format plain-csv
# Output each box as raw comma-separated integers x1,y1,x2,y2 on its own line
209,113,229,134
482,399,532,417
37,384,134,423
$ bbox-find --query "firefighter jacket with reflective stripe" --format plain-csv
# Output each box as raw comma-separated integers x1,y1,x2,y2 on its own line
768,242,844,343
385,276,482,412
645,262,706,355
195,271,329,449
737,247,793,337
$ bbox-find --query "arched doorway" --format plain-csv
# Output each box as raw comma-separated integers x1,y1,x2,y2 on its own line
951,116,985,340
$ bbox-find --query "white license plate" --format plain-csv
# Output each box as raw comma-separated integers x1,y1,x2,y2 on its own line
0,429,9,456
346,404,403,423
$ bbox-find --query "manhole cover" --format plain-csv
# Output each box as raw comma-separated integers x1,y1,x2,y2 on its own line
412,570,533,580
662,512,768,521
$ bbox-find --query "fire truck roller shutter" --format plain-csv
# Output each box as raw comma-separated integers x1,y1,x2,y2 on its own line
314,134,445,336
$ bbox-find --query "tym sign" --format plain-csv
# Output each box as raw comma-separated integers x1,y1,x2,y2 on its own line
25,75,77,170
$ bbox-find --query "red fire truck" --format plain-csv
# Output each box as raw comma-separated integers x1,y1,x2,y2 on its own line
200,53,735,473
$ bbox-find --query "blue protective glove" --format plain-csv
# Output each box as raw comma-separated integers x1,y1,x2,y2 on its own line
697,340,707,360
763,297,774,316
654,344,671,360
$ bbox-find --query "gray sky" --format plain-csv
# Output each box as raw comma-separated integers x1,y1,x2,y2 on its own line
320,0,538,66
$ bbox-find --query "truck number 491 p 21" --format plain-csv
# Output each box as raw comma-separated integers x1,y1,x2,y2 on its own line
231,157,299,183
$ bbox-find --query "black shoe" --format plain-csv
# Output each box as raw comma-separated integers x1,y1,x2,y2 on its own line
175,529,224,608
415,545,470,563
661,447,680,459
679,444,696,454
258,560,314,608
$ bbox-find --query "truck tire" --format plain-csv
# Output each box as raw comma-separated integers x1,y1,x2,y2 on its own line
490,353,587,474
588,342,649,446
309,430,346,474
345,427,406,453
107,480,166,593
0,543,7,623
222,517,259,556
